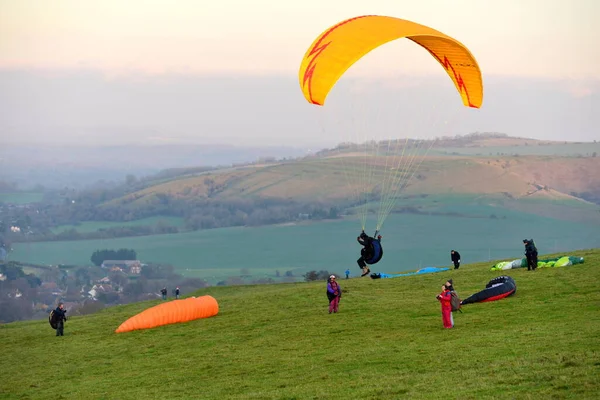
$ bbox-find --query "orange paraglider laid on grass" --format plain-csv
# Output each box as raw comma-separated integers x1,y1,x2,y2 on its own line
115,295,219,333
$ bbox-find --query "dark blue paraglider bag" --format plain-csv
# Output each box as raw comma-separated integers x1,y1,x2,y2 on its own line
49,310,58,329
366,239,383,265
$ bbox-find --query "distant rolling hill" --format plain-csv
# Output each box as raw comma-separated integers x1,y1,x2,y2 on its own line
101,135,600,225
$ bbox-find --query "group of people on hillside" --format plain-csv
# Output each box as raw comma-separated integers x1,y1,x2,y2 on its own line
327,236,539,329
50,237,539,336
160,287,181,300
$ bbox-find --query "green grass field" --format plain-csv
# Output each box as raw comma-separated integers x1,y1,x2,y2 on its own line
2,249,599,399
51,216,186,233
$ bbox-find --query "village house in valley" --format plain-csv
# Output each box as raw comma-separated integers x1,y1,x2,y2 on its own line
100,260,143,275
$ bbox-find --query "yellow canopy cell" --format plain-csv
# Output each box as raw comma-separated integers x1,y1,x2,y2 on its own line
299,15,484,108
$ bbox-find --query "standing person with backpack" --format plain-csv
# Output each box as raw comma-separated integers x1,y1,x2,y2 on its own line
52,303,67,336
445,279,461,327
436,283,453,329
523,239,538,271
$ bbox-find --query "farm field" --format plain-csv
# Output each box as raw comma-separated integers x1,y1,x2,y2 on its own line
10,208,600,284
51,216,186,233
0,191,44,204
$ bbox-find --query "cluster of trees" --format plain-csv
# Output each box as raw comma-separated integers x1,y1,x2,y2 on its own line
183,198,340,231
1,194,342,244
51,224,179,242
90,248,137,266
304,270,334,282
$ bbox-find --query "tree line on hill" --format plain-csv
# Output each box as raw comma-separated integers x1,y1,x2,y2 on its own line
0,194,342,245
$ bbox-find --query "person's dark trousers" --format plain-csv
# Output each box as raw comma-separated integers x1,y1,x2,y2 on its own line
56,320,64,336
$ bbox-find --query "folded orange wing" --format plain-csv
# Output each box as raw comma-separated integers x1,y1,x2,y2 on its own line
115,295,219,333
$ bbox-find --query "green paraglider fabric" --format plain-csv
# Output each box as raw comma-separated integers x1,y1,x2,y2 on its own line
491,256,584,271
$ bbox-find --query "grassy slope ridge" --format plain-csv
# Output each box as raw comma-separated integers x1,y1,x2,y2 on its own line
107,153,600,209
2,249,599,399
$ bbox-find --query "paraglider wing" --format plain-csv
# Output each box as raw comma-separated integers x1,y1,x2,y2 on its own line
461,276,516,305
115,295,219,333
370,267,450,279
298,15,483,108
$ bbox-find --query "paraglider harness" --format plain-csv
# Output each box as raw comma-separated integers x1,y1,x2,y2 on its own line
450,291,462,313
49,310,58,329
49,308,67,329
445,281,462,313
359,231,383,265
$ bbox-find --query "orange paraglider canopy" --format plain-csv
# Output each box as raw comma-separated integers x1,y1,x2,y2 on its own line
115,295,219,333
299,15,484,108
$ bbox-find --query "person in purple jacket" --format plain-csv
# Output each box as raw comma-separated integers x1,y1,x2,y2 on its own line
326,275,342,314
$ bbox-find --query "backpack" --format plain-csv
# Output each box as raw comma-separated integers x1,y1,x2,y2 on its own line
49,310,58,329
450,291,462,312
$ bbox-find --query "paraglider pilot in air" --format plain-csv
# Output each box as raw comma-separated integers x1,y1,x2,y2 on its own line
356,231,383,277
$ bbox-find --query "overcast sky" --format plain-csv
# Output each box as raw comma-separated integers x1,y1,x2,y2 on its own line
0,0,598,147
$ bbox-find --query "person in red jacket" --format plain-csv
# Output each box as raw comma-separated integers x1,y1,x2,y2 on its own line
436,284,453,328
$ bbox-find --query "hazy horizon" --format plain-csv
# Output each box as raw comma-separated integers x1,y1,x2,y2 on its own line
1,0,598,149
1,68,598,149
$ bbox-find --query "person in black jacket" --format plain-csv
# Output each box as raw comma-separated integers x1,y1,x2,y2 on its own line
450,250,461,269
53,303,67,336
356,231,383,277
356,232,373,276
523,239,538,271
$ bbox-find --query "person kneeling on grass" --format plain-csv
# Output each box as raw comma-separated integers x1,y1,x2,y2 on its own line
326,275,342,314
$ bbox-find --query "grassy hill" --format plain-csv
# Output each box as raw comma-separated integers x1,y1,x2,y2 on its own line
94,151,600,239
2,248,599,399
104,138,600,211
